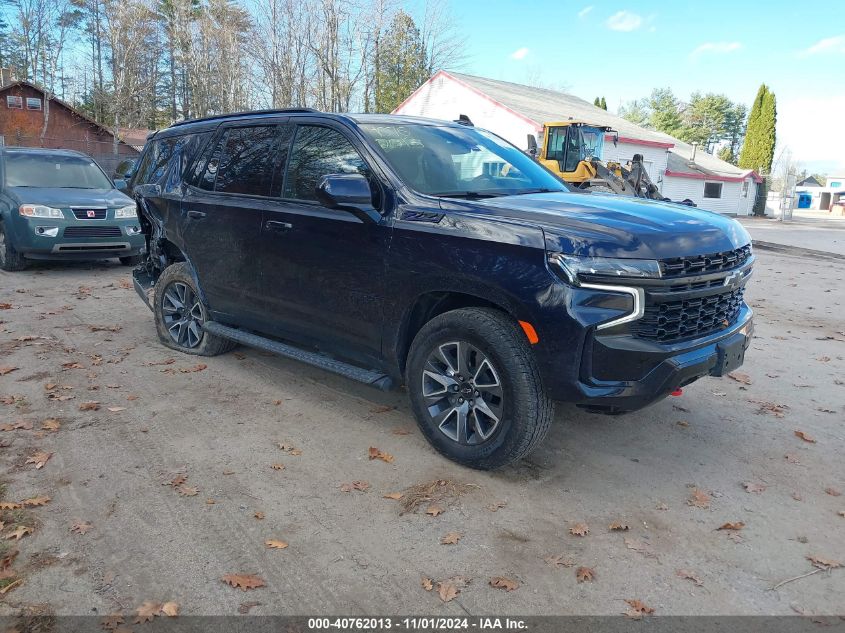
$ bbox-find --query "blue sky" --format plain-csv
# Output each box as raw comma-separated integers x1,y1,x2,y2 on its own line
440,0,843,174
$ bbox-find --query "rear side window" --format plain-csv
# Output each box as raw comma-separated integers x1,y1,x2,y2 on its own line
283,126,371,201
212,126,279,196
134,132,210,188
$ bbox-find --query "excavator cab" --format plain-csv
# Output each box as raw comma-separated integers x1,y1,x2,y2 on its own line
536,121,614,183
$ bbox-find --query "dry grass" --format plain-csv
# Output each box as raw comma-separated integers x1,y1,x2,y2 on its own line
399,479,479,514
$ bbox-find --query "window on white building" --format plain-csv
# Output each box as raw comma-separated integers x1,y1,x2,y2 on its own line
704,182,723,199
741,180,749,197
26,97,42,110
6,95,23,109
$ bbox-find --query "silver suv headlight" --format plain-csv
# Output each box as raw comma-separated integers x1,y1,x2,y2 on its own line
19,204,64,219
114,205,137,219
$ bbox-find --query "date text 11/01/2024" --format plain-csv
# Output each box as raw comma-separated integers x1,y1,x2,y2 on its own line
307,618,528,630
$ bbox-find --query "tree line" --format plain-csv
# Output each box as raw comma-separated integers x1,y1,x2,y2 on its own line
0,0,463,138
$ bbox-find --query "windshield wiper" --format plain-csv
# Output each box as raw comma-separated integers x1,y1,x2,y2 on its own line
431,191,507,199
507,188,562,196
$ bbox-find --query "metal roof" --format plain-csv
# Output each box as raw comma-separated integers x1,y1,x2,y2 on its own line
446,72,753,179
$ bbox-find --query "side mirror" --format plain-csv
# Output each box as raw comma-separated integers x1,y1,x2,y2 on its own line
315,173,372,209
114,178,128,193
527,134,538,158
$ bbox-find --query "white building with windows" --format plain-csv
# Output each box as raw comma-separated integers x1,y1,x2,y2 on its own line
393,71,762,215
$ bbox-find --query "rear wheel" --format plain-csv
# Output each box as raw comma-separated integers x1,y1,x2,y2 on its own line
153,262,236,356
407,307,554,470
0,222,27,272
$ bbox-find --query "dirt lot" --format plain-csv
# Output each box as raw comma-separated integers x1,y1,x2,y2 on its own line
0,250,843,619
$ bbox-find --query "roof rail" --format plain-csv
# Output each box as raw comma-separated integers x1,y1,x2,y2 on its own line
169,108,320,128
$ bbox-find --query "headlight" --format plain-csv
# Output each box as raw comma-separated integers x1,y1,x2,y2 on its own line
114,205,137,219
549,253,661,285
19,204,64,219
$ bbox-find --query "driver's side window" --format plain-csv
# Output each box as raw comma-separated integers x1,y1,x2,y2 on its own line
283,125,371,202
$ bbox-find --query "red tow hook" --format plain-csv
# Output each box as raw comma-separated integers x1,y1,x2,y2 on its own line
671,388,683,396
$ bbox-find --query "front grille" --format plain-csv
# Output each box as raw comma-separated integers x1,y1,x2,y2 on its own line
632,287,745,342
660,245,752,278
71,208,107,220
64,226,122,238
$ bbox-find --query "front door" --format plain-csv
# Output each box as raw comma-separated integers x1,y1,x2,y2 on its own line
259,122,390,365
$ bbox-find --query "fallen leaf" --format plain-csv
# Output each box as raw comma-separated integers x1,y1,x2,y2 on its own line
807,555,841,570
794,430,816,443
167,474,187,487
265,539,289,549
340,481,370,493
440,532,461,545
5,526,33,540
160,602,179,617
179,363,207,373
222,573,266,590
717,521,745,531
569,523,589,536
743,482,766,494
62,362,84,370
0,367,19,376
100,613,124,630
127,395,138,401
728,371,752,385
382,492,403,500
426,505,444,517
792,492,803,501
817,356,831,362
79,401,100,411
437,581,459,602
0,303,12,309
576,566,595,583
655,502,669,511
368,446,394,463
134,601,161,623
824,487,841,497
838,511,845,518
752,400,789,417
223,469,235,475
41,418,61,431
238,601,261,614
676,420,689,427
206,499,215,505
489,576,519,591
176,485,199,497
688,488,711,509
21,496,50,507
543,554,574,568
107,407,126,412
0,502,21,510
0,420,32,431
25,450,52,469
71,521,93,535
625,599,655,619
254,512,265,520
676,569,703,586
270,463,285,471
421,577,433,591
0,549,18,570
487,500,507,512
608,521,629,532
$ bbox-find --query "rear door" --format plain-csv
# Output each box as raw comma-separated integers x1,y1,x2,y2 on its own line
182,122,287,325
258,121,390,364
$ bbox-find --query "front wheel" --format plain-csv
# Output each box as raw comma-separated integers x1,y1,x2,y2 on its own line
153,262,236,356
406,307,554,470
0,222,27,271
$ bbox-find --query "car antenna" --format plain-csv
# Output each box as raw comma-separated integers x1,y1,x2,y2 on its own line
454,114,474,126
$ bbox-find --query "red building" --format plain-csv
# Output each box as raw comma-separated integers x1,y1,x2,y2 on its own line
0,78,140,173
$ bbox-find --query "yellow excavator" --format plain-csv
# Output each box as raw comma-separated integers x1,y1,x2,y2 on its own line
526,121,681,202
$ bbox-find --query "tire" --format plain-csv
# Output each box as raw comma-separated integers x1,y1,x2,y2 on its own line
120,254,142,266
153,262,236,356
406,307,554,470
0,221,28,272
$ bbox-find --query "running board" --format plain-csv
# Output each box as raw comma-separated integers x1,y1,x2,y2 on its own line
202,321,394,391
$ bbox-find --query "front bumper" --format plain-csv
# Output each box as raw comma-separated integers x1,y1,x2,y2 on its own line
11,215,145,260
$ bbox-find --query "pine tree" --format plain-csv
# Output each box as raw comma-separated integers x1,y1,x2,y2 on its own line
374,11,428,113
738,84,777,214
600,96,607,110
594,97,600,107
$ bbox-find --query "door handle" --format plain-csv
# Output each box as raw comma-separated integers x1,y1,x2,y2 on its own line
265,220,293,232
187,210,206,219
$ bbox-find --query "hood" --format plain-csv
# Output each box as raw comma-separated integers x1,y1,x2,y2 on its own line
441,191,751,259
7,187,133,209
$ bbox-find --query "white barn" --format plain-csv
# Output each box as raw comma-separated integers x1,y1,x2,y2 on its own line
393,71,762,216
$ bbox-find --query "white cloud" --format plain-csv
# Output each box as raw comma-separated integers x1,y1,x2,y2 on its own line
606,11,643,32
690,41,742,59
799,34,845,57
578,5,593,18
778,94,845,166
510,47,530,60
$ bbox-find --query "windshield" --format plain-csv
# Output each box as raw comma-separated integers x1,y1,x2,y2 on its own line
4,153,113,189
360,123,568,197
580,126,605,160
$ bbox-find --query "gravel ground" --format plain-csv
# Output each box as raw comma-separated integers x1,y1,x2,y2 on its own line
0,250,843,619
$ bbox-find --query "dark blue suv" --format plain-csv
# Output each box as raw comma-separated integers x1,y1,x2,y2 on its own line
131,110,753,469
